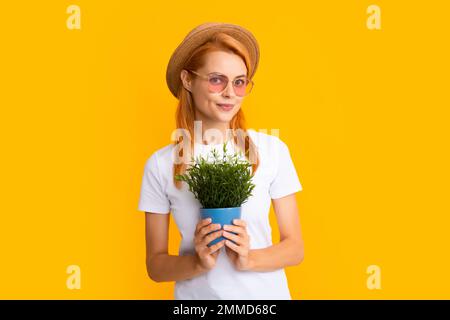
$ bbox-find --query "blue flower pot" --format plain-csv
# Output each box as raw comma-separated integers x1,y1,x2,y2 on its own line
200,207,242,247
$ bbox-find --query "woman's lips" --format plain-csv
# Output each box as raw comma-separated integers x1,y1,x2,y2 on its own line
217,103,234,111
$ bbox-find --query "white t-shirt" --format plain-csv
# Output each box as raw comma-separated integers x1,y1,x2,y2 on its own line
138,129,303,299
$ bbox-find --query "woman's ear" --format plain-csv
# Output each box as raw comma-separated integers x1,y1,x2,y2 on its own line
180,69,192,93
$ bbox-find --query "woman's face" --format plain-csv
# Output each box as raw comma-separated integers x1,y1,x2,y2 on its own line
181,51,248,125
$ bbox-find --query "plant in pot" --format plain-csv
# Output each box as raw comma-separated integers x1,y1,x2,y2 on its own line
175,143,256,247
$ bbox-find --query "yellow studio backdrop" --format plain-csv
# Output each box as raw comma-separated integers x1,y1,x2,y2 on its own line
0,1,449,299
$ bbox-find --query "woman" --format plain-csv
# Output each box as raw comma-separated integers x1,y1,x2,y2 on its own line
138,22,304,299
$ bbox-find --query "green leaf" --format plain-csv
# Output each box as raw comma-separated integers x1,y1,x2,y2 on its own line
176,144,256,208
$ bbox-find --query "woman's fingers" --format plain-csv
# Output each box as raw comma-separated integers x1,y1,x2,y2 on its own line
195,222,221,245
232,219,247,228
198,230,224,255
222,231,245,246
223,224,247,237
195,218,212,235
224,239,246,255
201,229,223,247
196,219,250,258
208,239,225,254
199,223,221,237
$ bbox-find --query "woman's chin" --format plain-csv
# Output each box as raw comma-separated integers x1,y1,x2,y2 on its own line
214,108,239,121
213,113,235,123
199,108,238,123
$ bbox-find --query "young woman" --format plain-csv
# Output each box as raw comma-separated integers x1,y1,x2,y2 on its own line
138,22,304,299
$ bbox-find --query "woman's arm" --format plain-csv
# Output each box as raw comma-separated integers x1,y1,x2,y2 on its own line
248,193,304,272
145,212,207,282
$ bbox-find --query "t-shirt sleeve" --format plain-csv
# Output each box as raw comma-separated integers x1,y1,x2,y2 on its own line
268,138,303,199
137,152,171,214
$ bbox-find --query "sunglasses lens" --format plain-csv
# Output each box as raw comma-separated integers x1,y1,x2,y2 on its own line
234,78,252,97
207,74,253,96
208,75,228,93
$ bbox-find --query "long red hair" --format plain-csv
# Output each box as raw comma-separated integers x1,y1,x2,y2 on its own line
173,32,260,189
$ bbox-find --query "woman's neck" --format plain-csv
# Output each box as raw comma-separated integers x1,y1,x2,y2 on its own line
193,119,232,145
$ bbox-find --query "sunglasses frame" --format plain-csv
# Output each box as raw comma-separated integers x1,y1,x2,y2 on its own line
186,69,254,97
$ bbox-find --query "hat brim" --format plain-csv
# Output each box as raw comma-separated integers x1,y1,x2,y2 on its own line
166,22,260,99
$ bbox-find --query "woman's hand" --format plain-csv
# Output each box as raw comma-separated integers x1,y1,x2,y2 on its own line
223,219,252,271
194,218,225,271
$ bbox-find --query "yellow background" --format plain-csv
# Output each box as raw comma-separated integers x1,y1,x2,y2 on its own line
1,1,449,299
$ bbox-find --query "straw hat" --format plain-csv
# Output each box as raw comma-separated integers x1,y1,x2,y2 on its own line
166,22,260,99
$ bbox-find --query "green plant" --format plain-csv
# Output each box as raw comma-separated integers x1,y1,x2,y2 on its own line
175,143,256,208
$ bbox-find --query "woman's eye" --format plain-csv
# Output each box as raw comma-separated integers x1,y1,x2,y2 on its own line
210,77,224,84
234,79,246,87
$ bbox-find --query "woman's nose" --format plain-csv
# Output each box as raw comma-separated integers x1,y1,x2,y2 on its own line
222,81,235,98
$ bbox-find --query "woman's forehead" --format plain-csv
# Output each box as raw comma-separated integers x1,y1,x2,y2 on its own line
200,51,247,77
